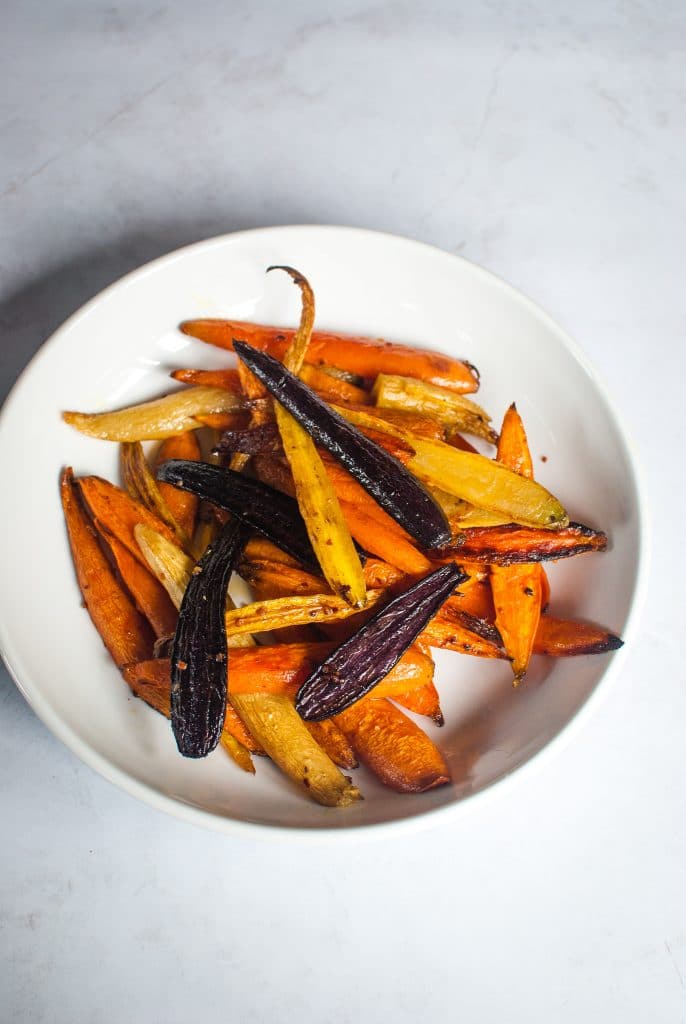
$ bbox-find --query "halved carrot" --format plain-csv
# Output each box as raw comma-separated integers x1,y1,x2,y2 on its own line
391,680,444,725
180,318,480,393
99,530,178,638
305,720,358,770
77,476,178,571
438,521,607,565
61,469,154,667
489,404,544,682
193,412,251,432
174,364,372,405
421,610,504,659
122,661,263,752
155,430,202,539
335,698,451,793
123,642,433,703
533,616,623,656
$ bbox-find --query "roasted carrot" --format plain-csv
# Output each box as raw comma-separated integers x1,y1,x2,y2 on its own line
533,616,623,656
180,318,480,393
174,363,371,406
123,642,434,704
488,404,545,682
77,476,179,571
437,521,607,565
335,698,451,793
391,680,444,725
304,720,358,770
122,660,263,752
172,368,243,392
155,430,202,540
61,469,154,667
99,530,178,638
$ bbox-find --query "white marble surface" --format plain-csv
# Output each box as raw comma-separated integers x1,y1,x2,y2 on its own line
1,2,684,1021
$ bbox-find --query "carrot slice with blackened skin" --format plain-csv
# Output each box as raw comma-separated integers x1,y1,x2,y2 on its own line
335,698,451,793
436,521,607,565
61,469,154,667
180,318,480,393
533,616,623,656
155,430,201,539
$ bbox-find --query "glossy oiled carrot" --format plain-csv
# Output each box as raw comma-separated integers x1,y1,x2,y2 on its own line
77,476,179,571
438,521,607,565
180,318,480,393
61,469,154,667
174,364,372,405
304,719,358,770
533,616,623,656
335,698,451,793
122,642,433,703
155,430,202,540
323,459,433,575
99,531,178,638
489,404,544,682
391,680,444,725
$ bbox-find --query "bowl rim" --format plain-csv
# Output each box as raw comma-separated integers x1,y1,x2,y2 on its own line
0,224,650,842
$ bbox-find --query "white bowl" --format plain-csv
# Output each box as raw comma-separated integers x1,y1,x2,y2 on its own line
0,226,646,837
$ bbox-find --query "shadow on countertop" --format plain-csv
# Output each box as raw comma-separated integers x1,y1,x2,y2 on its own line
0,213,325,408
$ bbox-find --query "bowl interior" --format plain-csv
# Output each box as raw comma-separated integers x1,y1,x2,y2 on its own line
0,226,643,833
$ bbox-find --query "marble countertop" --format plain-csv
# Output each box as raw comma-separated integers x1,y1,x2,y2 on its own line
2,3,684,1021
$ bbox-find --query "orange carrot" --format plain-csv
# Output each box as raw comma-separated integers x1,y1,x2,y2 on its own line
155,430,202,539
533,616,623,656
123,642,433,703
335,698,451,793
304,720,358,769
99,531,178,638
443,521,607,565
61,469,154,667
77,476,178,571
391,680,444,725
180,318,480,393
490,404,544,681
173,363,372,405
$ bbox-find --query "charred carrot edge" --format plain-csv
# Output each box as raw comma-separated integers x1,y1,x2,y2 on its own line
61,469,154,667
121,661,263,753
438,521,608,565
155,430,202,540
98,530,179,639
490,403,544,682
391,680,444,725
533,616,623,656
304,720,358,770
180,318,480,394
335,698,451,793
77,476,179,572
